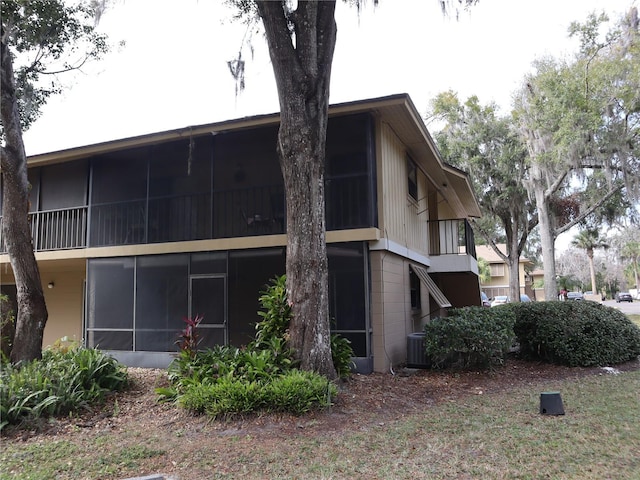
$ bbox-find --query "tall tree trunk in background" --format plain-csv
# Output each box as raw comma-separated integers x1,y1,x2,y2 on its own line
1,27,48,363
586,247,597,293
256,1,337,380
505,231,522,302
530,168,558,302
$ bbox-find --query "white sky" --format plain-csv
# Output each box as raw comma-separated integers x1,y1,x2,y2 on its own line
22,0,636,156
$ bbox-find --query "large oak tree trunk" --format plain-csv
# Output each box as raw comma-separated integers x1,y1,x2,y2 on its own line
531,172,558,302
257,1,337,380
1,27,48,363
506,235,522,302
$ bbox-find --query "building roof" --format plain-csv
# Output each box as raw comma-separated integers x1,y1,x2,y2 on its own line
26,93,482,219
475,244,532,265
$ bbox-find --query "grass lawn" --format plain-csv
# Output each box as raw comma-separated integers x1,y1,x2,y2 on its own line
2,369,639,479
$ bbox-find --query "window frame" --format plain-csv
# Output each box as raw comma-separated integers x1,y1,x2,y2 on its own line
407,155,418,202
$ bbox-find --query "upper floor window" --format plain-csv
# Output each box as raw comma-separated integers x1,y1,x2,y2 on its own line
407,156,418,201
490,263,505,277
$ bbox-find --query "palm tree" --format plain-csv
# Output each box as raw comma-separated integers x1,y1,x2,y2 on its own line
571,229,609,295
621,241,640,291
477,257,492,284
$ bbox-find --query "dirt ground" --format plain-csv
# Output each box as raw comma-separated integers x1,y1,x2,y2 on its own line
4,356,639,444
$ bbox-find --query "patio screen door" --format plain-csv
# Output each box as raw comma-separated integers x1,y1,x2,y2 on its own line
189,275,227,348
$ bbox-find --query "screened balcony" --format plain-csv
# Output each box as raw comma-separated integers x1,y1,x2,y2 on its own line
428,219,476,259
0,113,376,253
0,179,374,252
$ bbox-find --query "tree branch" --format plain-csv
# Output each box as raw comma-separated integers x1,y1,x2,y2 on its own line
554,184,624,236
469,218,509,263
543,165,570,201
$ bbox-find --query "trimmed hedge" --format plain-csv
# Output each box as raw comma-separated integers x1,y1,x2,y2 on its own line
508,301,640,367
423,306,515,370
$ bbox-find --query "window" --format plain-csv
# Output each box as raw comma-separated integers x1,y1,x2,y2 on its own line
490,263,505,277
328,243,368,357
407,156,418,201
86,258,135,350
135,255,189,351
410,267,421,310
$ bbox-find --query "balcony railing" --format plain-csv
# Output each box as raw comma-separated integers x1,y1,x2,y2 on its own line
0,206,88,253
1,185,285,251
88,185,286,247
428,219,476,259
0,178,372,253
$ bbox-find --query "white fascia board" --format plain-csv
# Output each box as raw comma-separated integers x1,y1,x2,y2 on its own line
369,238,431,267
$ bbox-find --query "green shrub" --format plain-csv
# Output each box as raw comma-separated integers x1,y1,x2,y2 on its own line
331,333,355,379
158,345,248,401
511,301,640,367
178,377,265,416
249,274,298,372
0,346,127,430
178,369,335,418
252,274,291,351
0,293,15,360
423,306,515,370
159,274,343,416
266,369,337,414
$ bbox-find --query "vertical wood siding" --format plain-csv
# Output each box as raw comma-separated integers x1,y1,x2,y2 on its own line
378,122,429,256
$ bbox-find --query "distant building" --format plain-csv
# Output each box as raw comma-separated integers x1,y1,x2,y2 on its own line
476,244,535,300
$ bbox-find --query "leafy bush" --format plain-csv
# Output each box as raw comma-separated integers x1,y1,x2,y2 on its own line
331,333,355,379
423,306,515,370
158,275,344,416
266,369,337,414
252,274,291,351
178,377,265,416
511,301,640,367
178,369,336,418
157,343,297,402
0,346,127,430
0,293,15,360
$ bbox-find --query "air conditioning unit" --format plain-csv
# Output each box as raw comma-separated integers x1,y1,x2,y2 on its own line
406,332,429,368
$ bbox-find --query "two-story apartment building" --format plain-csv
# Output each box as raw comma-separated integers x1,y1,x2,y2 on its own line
0,94,482,373
476,244,535,300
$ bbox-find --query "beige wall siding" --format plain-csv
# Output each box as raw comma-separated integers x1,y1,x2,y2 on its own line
377,122,429,256
370,250,425,372
1,263,85,349
40,265,85,347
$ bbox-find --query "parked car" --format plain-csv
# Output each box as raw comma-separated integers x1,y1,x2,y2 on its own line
490,295,508,307
481,292,491,307
505,294,533,303
566,291,584,301
616,292,633,303
490,294,532,306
